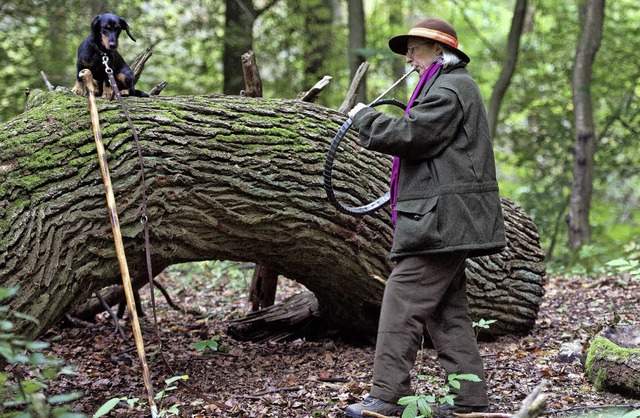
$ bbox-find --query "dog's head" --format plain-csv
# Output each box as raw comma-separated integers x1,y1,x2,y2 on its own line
91,13,136,51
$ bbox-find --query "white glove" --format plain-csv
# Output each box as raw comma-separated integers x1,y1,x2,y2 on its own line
348,102,367,120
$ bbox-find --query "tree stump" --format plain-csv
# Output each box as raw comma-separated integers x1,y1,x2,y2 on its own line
249,264,279,312
585,326,640,397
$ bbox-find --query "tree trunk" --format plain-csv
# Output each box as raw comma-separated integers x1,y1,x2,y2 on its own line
487,0,528,139
249,263,279,312
224,0,257,95
347,0,367,104
568,0,605,250
0,90,545,341
228,198,547,342
297,0,335,91
585,326,640,397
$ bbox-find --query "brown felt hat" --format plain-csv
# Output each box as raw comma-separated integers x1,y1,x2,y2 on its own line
388,17,470,63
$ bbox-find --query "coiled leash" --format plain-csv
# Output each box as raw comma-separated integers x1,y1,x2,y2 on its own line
323,69,414,215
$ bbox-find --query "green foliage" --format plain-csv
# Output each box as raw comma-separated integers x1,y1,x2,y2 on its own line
165,260,250,293
0,287,86,417
606,258,639,279
93,375,189,417
472,318,497,338
547,240,640,279
398,374,480,418
192,335,229,354
193,335,220,353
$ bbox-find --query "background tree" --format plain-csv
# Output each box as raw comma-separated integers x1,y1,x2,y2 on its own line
223,0,279,95
487,0,529,139
291,0,335,91
347,0,367,103
224,0,256,94
568,0,605,251
493,0,639,270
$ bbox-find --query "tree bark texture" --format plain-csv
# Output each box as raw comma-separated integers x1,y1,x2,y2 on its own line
1,90,545,340
569,0,604,250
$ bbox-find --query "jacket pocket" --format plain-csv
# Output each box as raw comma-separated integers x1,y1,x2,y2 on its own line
393,196,443,253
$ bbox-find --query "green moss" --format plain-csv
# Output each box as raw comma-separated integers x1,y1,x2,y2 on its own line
585,335,640,390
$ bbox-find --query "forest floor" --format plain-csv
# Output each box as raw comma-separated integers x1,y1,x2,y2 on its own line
39,268,640,417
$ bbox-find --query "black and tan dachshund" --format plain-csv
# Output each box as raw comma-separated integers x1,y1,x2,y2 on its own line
72,13,147,99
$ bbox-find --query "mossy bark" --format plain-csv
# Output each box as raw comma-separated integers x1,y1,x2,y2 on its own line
585,327,640,397
1,90,545,340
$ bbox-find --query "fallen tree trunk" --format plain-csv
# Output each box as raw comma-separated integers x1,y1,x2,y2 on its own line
229,197,546,342
0,90,545,340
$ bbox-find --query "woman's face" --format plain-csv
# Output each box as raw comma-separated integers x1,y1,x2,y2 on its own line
405,38,441,75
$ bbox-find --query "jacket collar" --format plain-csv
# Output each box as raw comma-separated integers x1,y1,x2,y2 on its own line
420,62,467,96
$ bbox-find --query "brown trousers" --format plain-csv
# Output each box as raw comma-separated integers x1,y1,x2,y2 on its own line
369,252,488,407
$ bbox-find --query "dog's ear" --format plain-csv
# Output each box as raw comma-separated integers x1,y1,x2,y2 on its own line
119,17,136,42
91,14,102,37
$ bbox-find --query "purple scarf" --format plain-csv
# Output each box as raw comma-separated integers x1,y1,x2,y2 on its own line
390,62,442,226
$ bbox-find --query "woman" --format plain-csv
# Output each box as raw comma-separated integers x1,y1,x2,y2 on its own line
344,17,506,418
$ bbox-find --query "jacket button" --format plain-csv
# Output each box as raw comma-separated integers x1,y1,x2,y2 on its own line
413,215,421,220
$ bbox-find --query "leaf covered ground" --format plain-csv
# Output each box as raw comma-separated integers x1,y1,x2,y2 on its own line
38,266,640,417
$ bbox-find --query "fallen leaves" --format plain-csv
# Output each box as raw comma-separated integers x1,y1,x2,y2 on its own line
34,274,639,417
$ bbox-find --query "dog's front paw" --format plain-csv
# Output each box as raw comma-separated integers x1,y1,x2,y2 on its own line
101,85,114,100
71,80,85,96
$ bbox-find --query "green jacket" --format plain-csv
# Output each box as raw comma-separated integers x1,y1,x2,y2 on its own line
352,64,506,260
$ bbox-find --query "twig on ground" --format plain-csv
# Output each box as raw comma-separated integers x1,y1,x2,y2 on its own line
362,411,389,418
63,314,96,328
244,386,302,399
513,379,548,418
95,291,124,336
547,403,640,415
152,278,201,316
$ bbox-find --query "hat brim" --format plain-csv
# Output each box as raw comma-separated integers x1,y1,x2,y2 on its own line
388,34,470,63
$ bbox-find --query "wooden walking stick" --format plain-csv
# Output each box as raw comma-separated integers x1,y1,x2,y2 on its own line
79,69,158,417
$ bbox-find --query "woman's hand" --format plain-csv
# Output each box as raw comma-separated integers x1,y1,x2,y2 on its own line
348,103,367,120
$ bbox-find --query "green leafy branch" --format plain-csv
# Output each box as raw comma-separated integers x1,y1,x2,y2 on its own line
1,286,85,418
93,375,189,417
